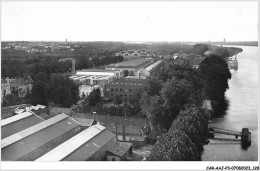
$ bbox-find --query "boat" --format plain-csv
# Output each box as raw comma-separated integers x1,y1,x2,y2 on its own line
227,55,238,70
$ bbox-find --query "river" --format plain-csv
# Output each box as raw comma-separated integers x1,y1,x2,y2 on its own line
202,45,258,161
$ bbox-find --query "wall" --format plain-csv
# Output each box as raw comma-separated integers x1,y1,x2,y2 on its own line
107,155,120,161
87,137,116,161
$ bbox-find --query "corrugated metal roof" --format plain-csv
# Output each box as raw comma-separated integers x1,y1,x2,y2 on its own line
1,114,44,139
1,112,33,127
35,124,106,161
145,60,162,72
106,59,151,68
1,114,68,148
1,116,80,161
62,129,115,161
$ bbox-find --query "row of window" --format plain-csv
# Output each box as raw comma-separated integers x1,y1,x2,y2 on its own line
108,88,133,93
106,93,133,102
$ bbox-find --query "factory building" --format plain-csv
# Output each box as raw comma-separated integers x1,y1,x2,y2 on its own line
36,124,116,161
1,112,44,139
1,114,83,161
105,59,154,77
105,59,163,78
136,60,163,78
104,78,147,104
69,69,122,98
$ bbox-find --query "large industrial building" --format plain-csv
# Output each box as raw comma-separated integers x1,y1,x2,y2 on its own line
115,49,152,61
105,59,163,78
104,78,147,104
36,124,116,161
1,114,83,161
136,60,163,78
1,112,136,161
105,59,153,77
69,69,122,98
1,112,44,139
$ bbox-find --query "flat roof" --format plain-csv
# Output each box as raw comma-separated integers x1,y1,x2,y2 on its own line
1,114,80,161
105,59,152,68
62,129,115,161
35,124,106,161
1,114,44,139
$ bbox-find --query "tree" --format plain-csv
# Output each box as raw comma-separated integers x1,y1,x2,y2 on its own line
200,55,231,104
87,88,102,106
30,72,49,106
140,93,164,131
160,77,193,130
148,129,198,161
190,44,209,56
48,74,79,107
145,76,162,96
124,70,129,77
5,93,18,106
30,82,48,106
113,94,123,106
148,105,208,161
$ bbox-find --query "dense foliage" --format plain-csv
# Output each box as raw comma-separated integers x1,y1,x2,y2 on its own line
199,55,231,116
140,64,205,131
30,73,79,107
148,106,208,161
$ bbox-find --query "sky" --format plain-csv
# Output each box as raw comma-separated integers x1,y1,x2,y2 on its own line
1,1,258,42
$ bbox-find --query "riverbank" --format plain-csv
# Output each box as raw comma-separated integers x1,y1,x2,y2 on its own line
202,45,258,161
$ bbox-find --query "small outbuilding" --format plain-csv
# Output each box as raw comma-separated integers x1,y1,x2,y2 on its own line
106,142,132,161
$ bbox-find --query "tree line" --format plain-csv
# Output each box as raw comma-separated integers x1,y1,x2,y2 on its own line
144,54,231,160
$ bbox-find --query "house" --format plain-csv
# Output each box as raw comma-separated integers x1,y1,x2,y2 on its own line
1,79,11,104
30,104,48,116
4,75,34,99
173,53,205,69
106,142,133,161
79,84,102,98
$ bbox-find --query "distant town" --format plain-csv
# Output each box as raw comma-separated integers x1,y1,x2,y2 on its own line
1,40,253,161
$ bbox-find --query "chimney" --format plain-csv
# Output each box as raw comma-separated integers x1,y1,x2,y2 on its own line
115,123,118,141
123,124,126,141
72,58,75,75
6,77,10,85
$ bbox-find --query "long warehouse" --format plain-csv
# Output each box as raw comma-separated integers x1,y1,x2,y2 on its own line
1,113,83,161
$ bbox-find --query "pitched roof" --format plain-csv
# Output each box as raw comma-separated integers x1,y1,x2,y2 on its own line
10,78,27,87
50,107,72,115
1,114,80,161
107,142,132,157
106,59,152,68
1,112,44,139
